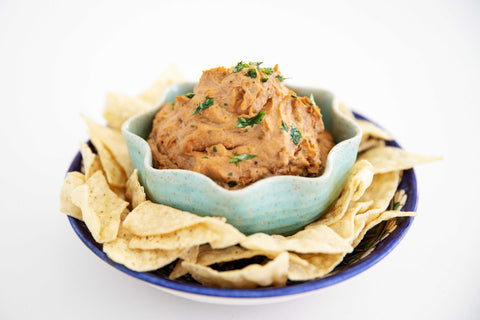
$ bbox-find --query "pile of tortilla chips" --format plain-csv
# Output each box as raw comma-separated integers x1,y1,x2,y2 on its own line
60,66,440,289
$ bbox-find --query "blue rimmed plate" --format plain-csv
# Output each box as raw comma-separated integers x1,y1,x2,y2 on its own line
66,112,417,305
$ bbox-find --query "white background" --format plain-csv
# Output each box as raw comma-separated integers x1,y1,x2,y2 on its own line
1,0,479,319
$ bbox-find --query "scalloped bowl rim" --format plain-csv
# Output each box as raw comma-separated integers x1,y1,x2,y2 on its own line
121,82,362,196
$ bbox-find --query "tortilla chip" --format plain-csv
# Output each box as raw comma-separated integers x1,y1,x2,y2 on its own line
357,146,442,174
79,142,103,178
169,246,200,279
356,119,394,141
103,93,152,130
59,172,86,220
129,223,220,250
337,102,355,120
308,160,374,226
202,218,246,249
288,252,345,281
240,224,352,254
123,201,208,236
182,252,289,288
328,201,372,242
71,171,129,243
137,65,185,104
82,115,133,178
358,138,386,153
125,169,146,209
103,225,186,272
88,134,126,187
352,210,417,248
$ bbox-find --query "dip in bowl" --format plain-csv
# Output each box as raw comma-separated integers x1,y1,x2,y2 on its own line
122,66,361,235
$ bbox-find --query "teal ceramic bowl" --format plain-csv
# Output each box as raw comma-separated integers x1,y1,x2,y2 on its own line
122,82,361,235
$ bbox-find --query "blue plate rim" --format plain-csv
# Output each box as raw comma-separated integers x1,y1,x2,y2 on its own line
66,111,417,299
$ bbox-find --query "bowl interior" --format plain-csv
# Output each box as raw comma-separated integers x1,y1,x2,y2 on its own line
67,112,417,301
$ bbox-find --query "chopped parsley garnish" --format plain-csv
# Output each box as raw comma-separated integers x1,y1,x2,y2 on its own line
260,67,274,75
212,146,217,152
229,154,258,165
280,121,289,132
228,172,233,176
261,77,268,83
193,96,214,115
276,75,285,81
245,68,257,78
185,93,195,98
233,61,249,73
289,124,302,145
235,111,265,128
228,181,238,188
251,61,263,66
291,94,297,98
310,93,317,108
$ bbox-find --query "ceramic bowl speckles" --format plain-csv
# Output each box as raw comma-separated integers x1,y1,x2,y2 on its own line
121,82,361,235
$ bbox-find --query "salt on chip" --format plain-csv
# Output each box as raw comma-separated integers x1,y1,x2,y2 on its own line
352,210,417,248
357,146,442,174
103,226,187,272
181,252,289,289
82,115,133,178
308,160,374,226
71,171,129,243
59,172,85,220
240,224,352,254
125,169,146,209
288,252,345,281
137,65,185,104
103,93,151,130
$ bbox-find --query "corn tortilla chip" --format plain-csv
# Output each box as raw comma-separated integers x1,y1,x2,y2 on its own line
308,160,374,226
82,115,133,178
288,252,345,281
59,172,85,220
137,65,185,104
356,119,393,141
79,142,103,179
71,171,129,243
103,92,152,130
352,210,417,248
240,224,352,254
182,252,289,288
358,138,386,153
125,169,146,209
357,146,442,174
123,201,211,236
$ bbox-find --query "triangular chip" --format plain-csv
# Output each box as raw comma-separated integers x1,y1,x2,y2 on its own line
71,171,129,243
82,115,133,178
123,201,208,236
288,252,345,281
182,252,289,288
103,92,152,130
356,119,393,141
125,169,146,209
357,146,442,174
240,224,352,254
59,171,85,220
79,142,103,179
137,65,185,104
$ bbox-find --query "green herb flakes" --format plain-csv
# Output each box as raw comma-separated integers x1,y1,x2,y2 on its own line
276,75,285,81
245,68,257,78
235,111,265,128
229,154,258,165
290,124,302,145
193,96,214,115
251,61,263,66
185,93,195,98
233,61,249,73
212,146,217,152
280,121,288,133
228,181,238,188
261,77,268,83
291,94,297,98
260,67,274,75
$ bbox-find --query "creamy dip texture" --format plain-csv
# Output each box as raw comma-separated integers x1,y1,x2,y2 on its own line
147,62,335,189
